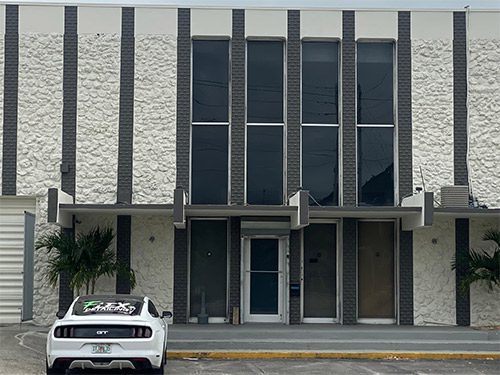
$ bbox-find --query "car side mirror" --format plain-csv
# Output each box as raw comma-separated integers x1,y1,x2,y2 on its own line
56,310,65,319
161,311,173,319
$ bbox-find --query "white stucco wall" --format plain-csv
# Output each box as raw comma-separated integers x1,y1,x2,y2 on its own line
16,34,64,326
413,216,456,325
412,40,454,202
133,36,177,204
470,217,500,326
76,35,120,204
131,215,174,313
468,40,500,209
75,214,117,295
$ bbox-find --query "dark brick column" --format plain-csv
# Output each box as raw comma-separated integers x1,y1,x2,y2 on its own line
115,9,135,294
397,11,414,326
341,11,356,207
289,230,301,324
2,5,19,195
58,6,78,312
453,12,468,187
172,8,191,325
342,218,357,324
173,228,188,323
229,218,241,323
455,218,470,326
230,9,245,205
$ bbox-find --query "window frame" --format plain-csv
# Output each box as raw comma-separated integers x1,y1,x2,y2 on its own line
355,39,398,207
245,38,286,205
189,37,231,205
300,38,341,206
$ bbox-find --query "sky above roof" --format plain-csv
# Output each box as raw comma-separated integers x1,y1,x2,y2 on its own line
3,0,500,10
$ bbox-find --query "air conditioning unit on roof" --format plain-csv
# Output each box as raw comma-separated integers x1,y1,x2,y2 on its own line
441,185,469,208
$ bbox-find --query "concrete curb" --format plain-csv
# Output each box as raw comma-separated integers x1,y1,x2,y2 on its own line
167,351,500,361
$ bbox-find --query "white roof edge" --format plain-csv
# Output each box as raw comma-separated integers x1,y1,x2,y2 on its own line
2,0,500,11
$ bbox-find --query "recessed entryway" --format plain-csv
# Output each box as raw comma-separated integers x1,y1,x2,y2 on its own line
242,237,286,323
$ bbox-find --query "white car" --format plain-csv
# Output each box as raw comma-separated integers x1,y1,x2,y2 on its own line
46,294,172,374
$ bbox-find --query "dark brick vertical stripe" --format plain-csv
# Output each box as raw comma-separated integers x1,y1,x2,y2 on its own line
117,8,135,204
455,218,470,326
398,12,412,200
229,217,241,323
173,228,188,323
287,10,300,196
399,230,413,325
176,9,190,192
342,218,357,324
2,5,19,195
59,7,78,312
398,12,414,326
289,230,301,324
342,11,356,207
231,9,245,205
453,12,468,186
116,215,132,294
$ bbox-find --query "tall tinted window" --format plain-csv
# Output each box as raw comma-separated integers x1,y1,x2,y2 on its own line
302,127,338,205
192,40,229,122
247,41,284,123
191,125,228,204
301,41,339,206
357,43,393,125
358,128,394,206
247,126,283,205
302,42,338,124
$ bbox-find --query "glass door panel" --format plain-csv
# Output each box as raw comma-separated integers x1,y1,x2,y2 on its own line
249,239,279,314
190,220,228,318
303,224,337,318
358,221,395,319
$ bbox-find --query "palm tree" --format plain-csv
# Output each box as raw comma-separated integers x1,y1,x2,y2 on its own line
36,226,136,295
452,228,500,293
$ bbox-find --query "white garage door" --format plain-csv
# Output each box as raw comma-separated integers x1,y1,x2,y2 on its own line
0,197,36,324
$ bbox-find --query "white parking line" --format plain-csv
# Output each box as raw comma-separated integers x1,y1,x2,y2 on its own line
14,331,46,356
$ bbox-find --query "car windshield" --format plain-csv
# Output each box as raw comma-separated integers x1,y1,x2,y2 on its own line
72,296,143,316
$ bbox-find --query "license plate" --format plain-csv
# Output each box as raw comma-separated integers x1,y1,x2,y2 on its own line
91,344,111,354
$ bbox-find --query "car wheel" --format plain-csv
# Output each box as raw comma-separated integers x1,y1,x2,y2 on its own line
45,360,65,374
150,357,165,375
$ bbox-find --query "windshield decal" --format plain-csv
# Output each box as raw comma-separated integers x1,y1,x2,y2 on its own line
82,301,137,315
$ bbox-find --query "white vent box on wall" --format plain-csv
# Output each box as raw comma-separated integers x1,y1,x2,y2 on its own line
441,186,469,208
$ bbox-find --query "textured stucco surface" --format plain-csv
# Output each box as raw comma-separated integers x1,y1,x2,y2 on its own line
413,216,456,325
412,40,454,202
468,40,500,209
131,215,174,314
133,36,177,204
76,35,120,204
469,217,500,326
75,214,117,295
16,34,64,326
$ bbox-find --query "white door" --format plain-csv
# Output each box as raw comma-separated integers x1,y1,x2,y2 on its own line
0,197,36,324
243,237,286,323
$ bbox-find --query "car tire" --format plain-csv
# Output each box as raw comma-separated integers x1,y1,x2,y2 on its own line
45,360,65,375
149,357,165,375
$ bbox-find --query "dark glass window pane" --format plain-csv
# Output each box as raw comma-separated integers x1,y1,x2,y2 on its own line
191,125,228,204
358,127,394,206
247,41,283,123
357,43,393,124
193,40,229,122
302,42,338,124
302,126,338,206
247,126,283,204
190,220,227,317
250,273,278,314
251,239,279,272
304,224,337,318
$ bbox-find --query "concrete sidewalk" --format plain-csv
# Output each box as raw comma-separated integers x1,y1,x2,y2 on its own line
167,324,500,360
